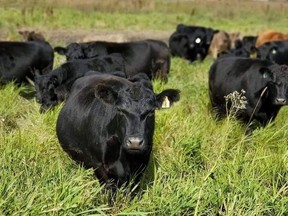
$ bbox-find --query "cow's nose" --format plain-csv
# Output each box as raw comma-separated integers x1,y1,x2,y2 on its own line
126,137,144,150
275,98,286,105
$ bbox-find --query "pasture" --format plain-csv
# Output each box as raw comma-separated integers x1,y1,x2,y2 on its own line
1,0,288,215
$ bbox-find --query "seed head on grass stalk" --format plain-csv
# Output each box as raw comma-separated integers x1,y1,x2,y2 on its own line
224,89,248,118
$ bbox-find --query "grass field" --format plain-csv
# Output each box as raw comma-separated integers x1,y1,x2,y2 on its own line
1,1,288,215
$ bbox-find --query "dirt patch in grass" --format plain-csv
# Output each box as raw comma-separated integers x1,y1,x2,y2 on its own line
13,28,171,46
50,29,171,45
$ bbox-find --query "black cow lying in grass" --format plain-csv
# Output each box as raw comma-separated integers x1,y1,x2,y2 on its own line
0,31,54,84
169,24,218,62
209,57,288,126
34,53,125,112
54,39,170,83
56,72,180,199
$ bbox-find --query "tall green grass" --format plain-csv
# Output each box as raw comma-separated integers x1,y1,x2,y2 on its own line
1,2,288,215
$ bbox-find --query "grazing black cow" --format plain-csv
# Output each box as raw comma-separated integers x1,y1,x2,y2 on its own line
0,34,54,84
54,39,170,82
256,40,288,65
209,57,288,126
169,24,217,62
56,73,180,194
34,53,126,112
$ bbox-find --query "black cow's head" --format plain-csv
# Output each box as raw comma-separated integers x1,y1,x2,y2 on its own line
186,37,207,61
256,43,278,63
185,29,216,62
94,73,180,154
170,24,217,62
34,74,60,112
260,65,288,106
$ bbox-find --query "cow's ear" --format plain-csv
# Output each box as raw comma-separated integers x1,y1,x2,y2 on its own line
156,89,180,109
54,47,67,55
259,68,272,80
95,84,118,104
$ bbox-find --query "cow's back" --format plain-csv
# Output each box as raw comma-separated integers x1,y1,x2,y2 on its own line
0,41,53,82
256,30,288,47
84,41,154,77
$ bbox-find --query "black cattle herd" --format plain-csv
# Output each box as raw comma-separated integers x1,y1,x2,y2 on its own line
1,24,288,200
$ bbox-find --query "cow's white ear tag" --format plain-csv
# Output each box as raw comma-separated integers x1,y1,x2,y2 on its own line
161,96,170,108
195,38,201,44
262,72,269,79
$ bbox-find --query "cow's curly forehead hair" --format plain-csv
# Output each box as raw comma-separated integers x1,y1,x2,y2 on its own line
271,64,288,79
128,85,143,101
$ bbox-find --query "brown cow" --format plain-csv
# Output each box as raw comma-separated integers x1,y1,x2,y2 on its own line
256,30,288,47
209,31,231,59
209,31,242,59
228,32,241,49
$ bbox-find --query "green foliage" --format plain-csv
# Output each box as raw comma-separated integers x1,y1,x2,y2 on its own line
1,2,288,215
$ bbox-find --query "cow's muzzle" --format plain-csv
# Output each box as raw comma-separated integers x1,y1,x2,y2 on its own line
275,98,287,105
125,137,144,151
